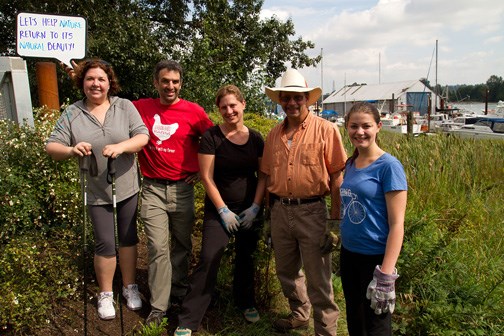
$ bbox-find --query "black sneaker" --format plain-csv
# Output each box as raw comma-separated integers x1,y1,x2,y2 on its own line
145,310,165,327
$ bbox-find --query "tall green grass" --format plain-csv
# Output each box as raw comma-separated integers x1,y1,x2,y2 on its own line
1,113,503,335
374,131,504,335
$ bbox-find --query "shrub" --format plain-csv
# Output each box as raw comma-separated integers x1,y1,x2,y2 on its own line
0,109,81,242
0,109,83,332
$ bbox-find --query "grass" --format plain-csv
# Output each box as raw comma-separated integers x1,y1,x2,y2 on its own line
2,114,503,335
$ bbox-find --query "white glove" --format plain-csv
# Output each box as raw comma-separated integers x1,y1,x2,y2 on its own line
217,206,240,233
238,203,260,229
366,265,399,314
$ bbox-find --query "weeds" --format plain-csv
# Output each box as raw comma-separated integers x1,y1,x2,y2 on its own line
1,114,503,335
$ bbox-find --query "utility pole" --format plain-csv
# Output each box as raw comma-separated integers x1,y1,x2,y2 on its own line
379,52,381,84
344,72,347,116
320,47,324,114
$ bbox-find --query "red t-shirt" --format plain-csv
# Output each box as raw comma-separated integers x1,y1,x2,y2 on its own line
133,98,213,180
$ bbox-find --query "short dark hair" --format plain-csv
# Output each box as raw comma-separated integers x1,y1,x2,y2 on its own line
74,59,120,96
153,60,184,82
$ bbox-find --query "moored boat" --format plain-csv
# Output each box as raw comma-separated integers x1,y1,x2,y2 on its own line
448,117,504,140
381,116,422,135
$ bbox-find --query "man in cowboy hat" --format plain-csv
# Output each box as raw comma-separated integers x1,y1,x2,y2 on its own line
261,68,347,335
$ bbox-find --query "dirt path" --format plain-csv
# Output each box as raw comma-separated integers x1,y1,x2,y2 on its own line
40,235,175,336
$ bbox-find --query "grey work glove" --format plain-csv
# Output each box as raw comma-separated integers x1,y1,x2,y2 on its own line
366,265,399,314
319,219,340,255
217,206,240,233
238,203,260,229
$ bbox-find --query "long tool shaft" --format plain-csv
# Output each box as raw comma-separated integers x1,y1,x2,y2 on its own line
80,156,89,336
107,158,124,335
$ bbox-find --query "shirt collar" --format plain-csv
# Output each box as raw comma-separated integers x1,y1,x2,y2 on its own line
282,110,313,130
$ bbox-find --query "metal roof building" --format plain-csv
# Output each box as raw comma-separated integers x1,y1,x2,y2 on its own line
322,80,437,116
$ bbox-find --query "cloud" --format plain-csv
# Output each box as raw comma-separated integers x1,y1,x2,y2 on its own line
261,0,504,87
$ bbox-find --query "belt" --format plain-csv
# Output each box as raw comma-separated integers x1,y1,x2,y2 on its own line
271,194,323,206
145,177,184,185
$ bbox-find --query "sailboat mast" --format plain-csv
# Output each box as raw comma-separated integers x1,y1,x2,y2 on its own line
429,39,438,132
435,39,438,101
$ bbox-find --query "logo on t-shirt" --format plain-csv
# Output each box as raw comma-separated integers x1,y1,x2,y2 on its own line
152,114,179,145
341,188,366,224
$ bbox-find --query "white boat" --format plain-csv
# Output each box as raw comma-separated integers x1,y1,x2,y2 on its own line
480,101,504,116
335,117,345,127
496,100,504,115
430,113,451,129
448,117,504,140
381,117,422,134
438,115,481,132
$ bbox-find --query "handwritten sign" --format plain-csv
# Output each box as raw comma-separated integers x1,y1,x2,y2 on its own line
16,12,87,67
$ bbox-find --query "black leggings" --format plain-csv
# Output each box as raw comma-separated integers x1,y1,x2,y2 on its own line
177,208,259,330
89,193,139,256
340,246,392,336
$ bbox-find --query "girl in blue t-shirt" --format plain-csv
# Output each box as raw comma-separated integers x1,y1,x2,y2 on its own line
340,102,407,336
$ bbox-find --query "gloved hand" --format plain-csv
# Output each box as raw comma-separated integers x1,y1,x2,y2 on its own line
238,203,260,229
319,219,340,254
366,265,399,314
217,206,240,233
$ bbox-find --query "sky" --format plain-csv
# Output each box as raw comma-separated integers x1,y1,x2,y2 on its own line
261,0,504,95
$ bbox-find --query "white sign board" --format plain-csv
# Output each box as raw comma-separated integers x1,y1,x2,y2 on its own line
16,12,87,67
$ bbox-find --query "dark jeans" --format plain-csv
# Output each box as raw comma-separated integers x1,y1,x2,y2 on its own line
177,209,259,330
340,246,392,336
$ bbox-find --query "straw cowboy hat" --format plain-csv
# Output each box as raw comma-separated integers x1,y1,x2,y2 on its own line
265,68,322,106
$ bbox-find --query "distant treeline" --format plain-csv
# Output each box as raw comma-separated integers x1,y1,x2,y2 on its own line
422,75,504,102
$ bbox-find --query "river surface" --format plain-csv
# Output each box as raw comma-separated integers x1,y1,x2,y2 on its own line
454,102,499,114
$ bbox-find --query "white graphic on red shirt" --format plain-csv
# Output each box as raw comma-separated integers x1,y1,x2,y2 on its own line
152,114,179,145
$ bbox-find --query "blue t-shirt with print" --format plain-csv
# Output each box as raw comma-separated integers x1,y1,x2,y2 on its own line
340,153,407,255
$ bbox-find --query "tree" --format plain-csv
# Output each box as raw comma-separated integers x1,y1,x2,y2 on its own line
1,0,320,113
153,0,321,113
1,0,164,104
486,75,504,102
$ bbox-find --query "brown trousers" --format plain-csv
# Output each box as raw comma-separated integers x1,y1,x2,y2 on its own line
271,199,339,336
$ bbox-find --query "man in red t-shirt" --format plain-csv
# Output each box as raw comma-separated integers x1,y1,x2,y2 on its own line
133,60,213,325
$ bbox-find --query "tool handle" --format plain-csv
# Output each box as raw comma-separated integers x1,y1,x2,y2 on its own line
107,157,116,184
80,155,89,172
107,157,117,175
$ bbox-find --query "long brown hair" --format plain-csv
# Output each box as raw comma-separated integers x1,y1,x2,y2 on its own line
345,102,381,165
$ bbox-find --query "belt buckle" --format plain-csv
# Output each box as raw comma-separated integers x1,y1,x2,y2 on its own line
281,197,300,205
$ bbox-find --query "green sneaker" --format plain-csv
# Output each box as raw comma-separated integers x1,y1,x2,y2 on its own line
174,326,192,336
243,307,260,323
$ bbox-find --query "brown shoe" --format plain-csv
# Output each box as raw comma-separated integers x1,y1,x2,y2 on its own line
274,314,309,332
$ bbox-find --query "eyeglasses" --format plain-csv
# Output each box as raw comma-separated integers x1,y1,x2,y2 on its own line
279,94,306,103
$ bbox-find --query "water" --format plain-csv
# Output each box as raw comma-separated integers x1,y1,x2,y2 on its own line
454,102,498,115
